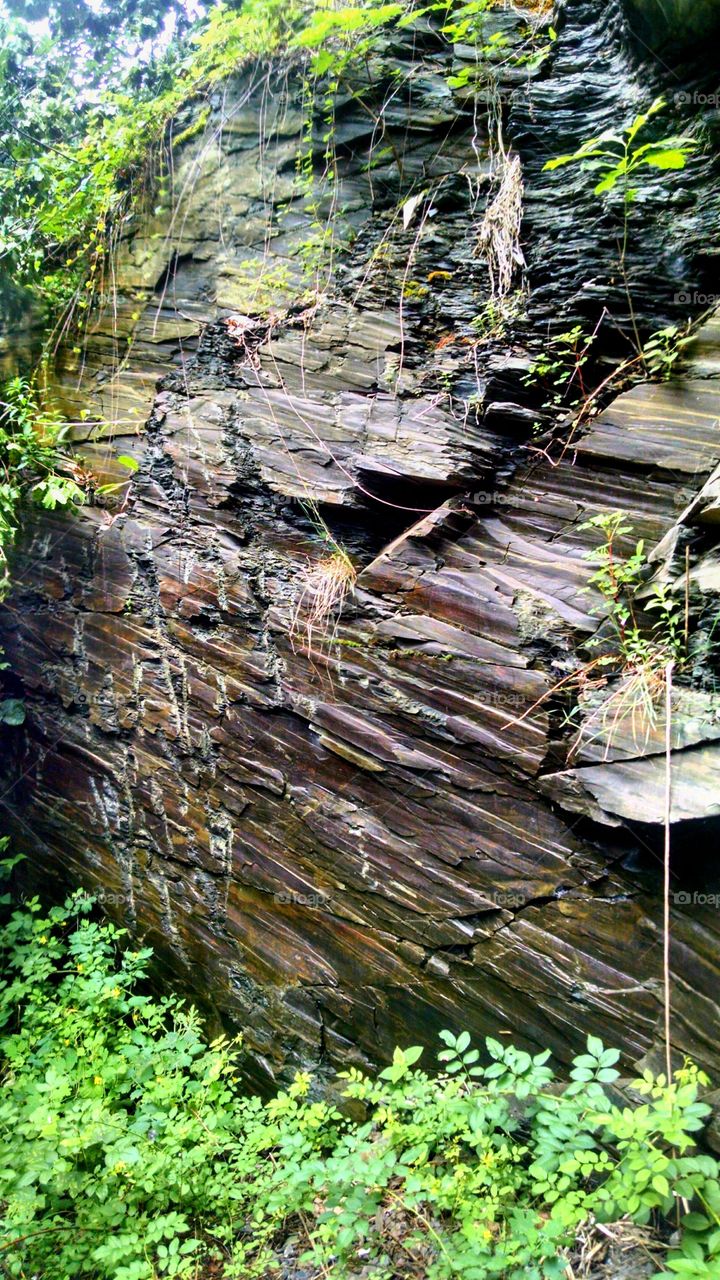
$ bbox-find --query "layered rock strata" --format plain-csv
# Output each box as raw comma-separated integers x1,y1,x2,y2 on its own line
2,2,720,1088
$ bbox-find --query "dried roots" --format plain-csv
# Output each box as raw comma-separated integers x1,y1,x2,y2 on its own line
477,150,525,299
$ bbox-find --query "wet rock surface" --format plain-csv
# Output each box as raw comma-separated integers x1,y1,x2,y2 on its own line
1,3,720,1089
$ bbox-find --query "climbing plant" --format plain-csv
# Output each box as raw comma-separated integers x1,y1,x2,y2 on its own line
0,0,556,330
0,0,312,320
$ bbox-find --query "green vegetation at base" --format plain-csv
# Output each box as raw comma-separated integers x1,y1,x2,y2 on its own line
1,876,719,1279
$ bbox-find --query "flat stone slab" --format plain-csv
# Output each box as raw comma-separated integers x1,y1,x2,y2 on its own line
543,743,720,825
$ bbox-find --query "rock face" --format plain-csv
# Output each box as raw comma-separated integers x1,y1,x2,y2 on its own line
2,2,720,1090
623,0,720,54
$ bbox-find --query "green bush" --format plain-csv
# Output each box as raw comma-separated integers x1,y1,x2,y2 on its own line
1,883,719,1279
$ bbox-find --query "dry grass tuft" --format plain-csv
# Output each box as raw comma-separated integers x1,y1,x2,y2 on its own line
567,656,673,761
504,648,676,766
290,548,357,656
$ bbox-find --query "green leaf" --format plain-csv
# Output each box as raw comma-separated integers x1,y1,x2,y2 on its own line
484,1063,504,1078
639,149,690,171
543,152,583,171
682,1213,710,1230
0,699,25,725
403,1045,424,1066
594,162,626,195
570,1067,594,1082
600,1048,620,1067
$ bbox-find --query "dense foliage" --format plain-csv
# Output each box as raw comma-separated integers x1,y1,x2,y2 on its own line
0,0,428,320
0,0,311,583
0,0,304,318
1,879,719,1279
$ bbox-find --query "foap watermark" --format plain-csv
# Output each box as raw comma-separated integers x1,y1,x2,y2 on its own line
76,890,128,907
674,291,720,307
674,90,720,108
274,890,329,909
467,490,513,507
674,891,720,908
483,691,528,710
489,890,526,909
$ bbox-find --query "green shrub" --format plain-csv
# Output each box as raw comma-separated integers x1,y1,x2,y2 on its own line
1,883,719,1278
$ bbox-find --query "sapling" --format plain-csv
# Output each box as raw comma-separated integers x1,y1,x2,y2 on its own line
544,96,696,354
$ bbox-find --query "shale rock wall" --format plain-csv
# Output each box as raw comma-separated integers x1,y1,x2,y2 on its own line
2,1,720,1090
623,0,720,55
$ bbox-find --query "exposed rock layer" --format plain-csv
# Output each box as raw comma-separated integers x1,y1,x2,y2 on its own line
2,2,720,1089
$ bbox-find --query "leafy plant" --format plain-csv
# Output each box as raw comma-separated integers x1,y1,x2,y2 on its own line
0,377,84,592
537,511,689,754
525,314,694,449
524,324,597,428
544,96,695,200
543,97,696,353
507,511,689,756
1,883,720,1279
471,289,527,341
581,511,685,670
643,323,692,380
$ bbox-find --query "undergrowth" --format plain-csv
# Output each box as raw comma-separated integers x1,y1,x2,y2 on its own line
1,876,720,1280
